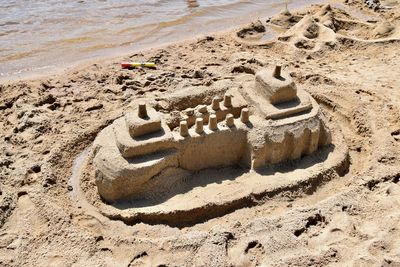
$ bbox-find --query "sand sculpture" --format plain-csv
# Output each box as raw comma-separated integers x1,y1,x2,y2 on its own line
93,66,332,202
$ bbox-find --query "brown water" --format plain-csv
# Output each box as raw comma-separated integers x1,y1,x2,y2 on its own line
0,0,324,81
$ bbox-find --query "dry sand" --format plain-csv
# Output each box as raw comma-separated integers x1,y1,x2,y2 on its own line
1,0,400,266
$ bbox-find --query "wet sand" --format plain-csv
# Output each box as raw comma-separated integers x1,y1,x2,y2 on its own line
0,0,325,81
0,0,400,266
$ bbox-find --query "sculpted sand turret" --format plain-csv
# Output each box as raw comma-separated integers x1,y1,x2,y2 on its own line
254,65,297,104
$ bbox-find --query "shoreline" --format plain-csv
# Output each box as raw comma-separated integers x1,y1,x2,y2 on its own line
0,0,327,84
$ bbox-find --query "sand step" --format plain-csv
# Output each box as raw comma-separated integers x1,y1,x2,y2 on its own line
112,117,176,158
94,146,179,201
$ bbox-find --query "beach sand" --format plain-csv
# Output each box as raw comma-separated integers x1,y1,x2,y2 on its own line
1,0,400,266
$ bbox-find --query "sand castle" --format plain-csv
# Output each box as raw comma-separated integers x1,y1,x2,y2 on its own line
93,66,332,202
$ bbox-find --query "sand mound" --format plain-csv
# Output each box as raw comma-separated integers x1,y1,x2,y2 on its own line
271,3,400,53
234,3,400,48
268,8,302,29
373,20,396,36
277,15,337,52
236,20,266,39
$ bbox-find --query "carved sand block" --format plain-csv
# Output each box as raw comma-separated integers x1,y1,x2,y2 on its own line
127,103,161,137
177,119,248,171
243,65,313,119
115,104,175,158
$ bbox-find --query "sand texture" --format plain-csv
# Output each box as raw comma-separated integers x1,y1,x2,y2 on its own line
1,0,400,266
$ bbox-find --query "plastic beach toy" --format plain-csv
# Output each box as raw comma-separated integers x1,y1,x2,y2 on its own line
121,62,156,68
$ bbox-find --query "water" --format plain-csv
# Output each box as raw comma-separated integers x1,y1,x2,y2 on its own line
0,0,324,80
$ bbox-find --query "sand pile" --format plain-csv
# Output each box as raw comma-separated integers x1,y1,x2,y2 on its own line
236,20,266,39
236,2,400,49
